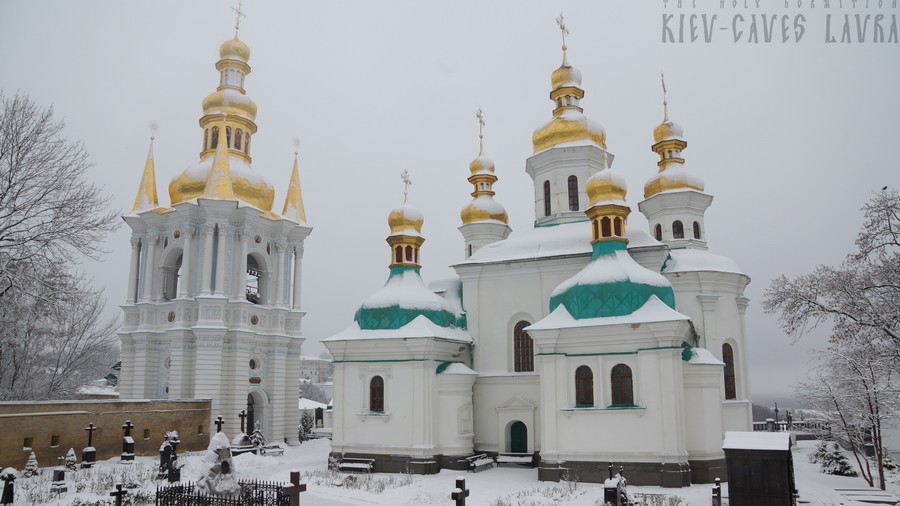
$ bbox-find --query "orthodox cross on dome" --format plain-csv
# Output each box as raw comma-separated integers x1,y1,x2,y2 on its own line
293,137,301,157
661,72,669,122
232,0,247,37
556,13,569,59
401,169,412,203
476,107,485,156
148,121,159,142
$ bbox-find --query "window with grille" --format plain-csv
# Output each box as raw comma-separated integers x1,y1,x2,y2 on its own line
370,376,384,412
513,321,534,372
575,366,594,407
610,364,634,406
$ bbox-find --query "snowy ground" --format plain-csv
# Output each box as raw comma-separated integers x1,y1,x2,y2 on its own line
6,438,899,505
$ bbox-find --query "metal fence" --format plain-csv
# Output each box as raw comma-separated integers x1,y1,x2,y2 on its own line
156,480,288,506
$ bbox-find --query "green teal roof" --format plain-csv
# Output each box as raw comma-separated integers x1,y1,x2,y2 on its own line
354,266,460,330
549,241,676,319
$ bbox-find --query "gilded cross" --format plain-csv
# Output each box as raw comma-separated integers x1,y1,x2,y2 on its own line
232,0,247,37
401,170,412,203
476,107,485,155
556,13,569,51
661,72,669,121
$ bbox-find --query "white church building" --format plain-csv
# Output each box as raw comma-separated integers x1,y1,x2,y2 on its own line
324,27,752,487
118,32,311,445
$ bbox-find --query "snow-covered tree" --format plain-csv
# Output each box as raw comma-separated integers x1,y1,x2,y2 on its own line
250,421,266,448
299,413,314,442
298,382,329,404
22,451,38,477
818,442,858,477
65,448,76,471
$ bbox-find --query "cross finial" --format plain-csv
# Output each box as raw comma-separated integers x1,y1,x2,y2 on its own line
401,170,412,204
661,72,669,122
293,136,301,157
232,0,247,38
148,121,159,142
476,107,485,156
556,13,569,62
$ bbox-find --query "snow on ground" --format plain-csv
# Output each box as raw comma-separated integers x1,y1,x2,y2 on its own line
7,438,899,505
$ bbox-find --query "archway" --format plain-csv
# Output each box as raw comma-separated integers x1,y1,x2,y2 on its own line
510,421,527,453
161,248,183,300
246,389,268,435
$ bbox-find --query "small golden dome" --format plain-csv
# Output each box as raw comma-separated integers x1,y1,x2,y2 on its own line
653,120,684,144
533,111,606,153
388,203,424,235
202,89,258,120
586,169,628,205
460,196,508,225
219,37,250,62
643,169,705,199
551,64,583,90
469,156,495,175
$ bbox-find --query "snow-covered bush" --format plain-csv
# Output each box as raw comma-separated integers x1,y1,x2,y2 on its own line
65,448,77,471
882,450,898,472
488,484,587,505
300,413,314,442
303,469,413,494
23,451,39,477
629,493,688,506
819,442,858,476
809,440,831,464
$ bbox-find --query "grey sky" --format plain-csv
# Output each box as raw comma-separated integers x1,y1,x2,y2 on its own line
1,1,896,406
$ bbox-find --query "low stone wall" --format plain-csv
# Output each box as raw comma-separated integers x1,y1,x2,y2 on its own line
0,399,211,470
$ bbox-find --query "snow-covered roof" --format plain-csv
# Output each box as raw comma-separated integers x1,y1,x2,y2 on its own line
687,347,725,366
438,363,477,375
297,355,330,362
552,249,670,298
428,276,464,316
360,268,459,314
323,314,472,343
664,248,744,275
722,431,791,451
461,221,662,265
527,295,689,331
298,398,328,410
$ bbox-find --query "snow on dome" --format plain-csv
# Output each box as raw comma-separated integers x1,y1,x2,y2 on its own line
460,195,508,225
654,119,684,143
663,248,745,275
687,347,725,365
551,64,583,90
202,88,258,120
388,203,424,234
219,37,250,62
324,314,472,343
169,154,274,211
586,169,628,205
438,363,477,375
528,295,689,331
552,248,671,297
469,156,495,175
360,268,456,312
533,108,607,153
643,162,705,198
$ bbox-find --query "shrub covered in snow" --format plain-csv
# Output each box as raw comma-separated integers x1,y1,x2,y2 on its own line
23,451,39,477
818,441,858,476
299,413,314,442
65,448,77,471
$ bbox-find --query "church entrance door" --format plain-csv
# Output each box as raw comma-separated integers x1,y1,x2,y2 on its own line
247,393,255,432
510,421,527,453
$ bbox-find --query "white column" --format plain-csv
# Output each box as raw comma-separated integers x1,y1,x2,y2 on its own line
292,246,303,309
274,240,286,306
127,237,141,303
178,226,194,298
141,234,158,301
236,230,248,300
201,224,215,295
214,224,229,295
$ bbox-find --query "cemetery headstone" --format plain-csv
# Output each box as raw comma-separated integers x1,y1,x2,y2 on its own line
0,468,16,505
156,430,182,483
723,431,797,506
712,477,722,506
65,448,77,471
197,432,240,497
82,423,97,468
451,476,470,506
603,465,628,506
238,409,247,433
282,471,307,506
110,483,128,506
50,457,67,494
215,415,225,433
121,420,135,462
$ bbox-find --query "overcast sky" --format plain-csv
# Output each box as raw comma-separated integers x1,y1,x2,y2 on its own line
1,1,896,407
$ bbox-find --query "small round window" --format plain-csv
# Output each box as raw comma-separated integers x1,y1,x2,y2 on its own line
249,359,259,370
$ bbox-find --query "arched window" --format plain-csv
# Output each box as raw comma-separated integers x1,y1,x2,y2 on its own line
246,255,262,304
592,220,599,241
235,129,243,150
404,245,413,262
613,217,622,236
723,344,736,400
414,247,419,263
567,176,578,211
370,376,384,412
204,129,209,150
394,246,403,264
226,127,233,149
655,224,662,241
693,221,701,239
575,366,593,407
601,217,611,237
543,181,551,217
611,364,634,406
513,321,534,372
673,220,684,239
244,135,250,153
210,127,219,147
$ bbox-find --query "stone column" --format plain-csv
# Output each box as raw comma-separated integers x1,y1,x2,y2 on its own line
214,224,229,295
274,240,286,306
201,224,215,295
283,338,303,445
178,226,194,298
141,234,158,301
292,246,303,309
127,237,141,303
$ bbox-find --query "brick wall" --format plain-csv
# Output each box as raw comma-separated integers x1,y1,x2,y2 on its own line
0,399,211,470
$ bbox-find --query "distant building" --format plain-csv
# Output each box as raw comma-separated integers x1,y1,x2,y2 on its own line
297,355,333,384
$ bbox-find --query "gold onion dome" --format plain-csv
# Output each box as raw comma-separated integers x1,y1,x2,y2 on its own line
202,90,257,120
532,57,606,153
469,156,495,175
460,197,508,224
219,36,250,62
388,203,424,235
653,119,684,144
586,169,628,205
551,63,583,90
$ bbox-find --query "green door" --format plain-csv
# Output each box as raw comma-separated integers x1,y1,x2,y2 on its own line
510,421,527,453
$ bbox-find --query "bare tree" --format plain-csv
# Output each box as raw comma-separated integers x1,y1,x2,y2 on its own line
764,188,899,347
0,91,119,297
0,91,120,399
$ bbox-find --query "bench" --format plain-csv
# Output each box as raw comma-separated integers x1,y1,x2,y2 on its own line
258,444,284,456
461,453,495,472
497,453,534,467
338,458,375,473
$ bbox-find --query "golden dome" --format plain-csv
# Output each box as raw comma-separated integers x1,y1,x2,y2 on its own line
469,156,495,175
586,169,628,205
202,89,257,120
219,37,250,62
551,64,583,90
388,203,424,235
460,196,508,225
653,120,684,144
643,169,705,199
168,156,275,211
533,111,606,153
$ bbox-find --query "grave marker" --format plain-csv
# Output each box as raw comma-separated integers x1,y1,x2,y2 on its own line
451,476,469,506
121,420,135,462
282,471,307,506
82,423,97,468
215,415,225,433
110,483,128,506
